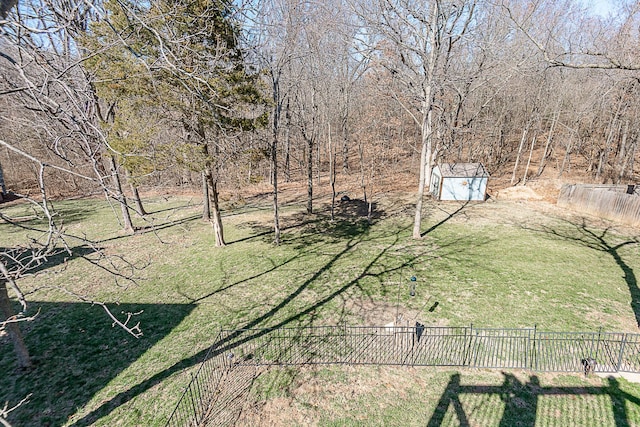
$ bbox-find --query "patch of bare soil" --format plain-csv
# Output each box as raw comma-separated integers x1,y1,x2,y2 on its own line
238,365,422,426
494,185,545,201
343,298,423,327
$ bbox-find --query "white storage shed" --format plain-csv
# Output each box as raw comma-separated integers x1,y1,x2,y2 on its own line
430,163,489,201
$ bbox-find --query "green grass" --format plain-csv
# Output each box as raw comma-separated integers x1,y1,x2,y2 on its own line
243,366,640,426
1,194,640,425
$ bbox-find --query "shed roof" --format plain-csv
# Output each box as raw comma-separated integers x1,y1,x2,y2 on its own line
438,163,489,178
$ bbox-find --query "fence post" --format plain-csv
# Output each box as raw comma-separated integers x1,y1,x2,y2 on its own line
343,322,348,365
616,333,628,372
532,325,537,371
595,327,603,370
188,374,199,425
464,324,473,367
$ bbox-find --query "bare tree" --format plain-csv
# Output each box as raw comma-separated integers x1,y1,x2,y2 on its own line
245,0,310,244
355,0,478,238
0,0,138,232
502,0,640,71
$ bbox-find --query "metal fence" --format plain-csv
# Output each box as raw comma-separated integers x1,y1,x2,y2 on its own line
165,325,640,426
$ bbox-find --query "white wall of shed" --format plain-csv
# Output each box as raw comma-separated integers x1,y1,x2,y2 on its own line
440,176,487,201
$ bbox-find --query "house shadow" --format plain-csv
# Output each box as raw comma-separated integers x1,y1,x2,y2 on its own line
67,222,431,426
0,301,195,427
427,372,640,427
0,245,97,278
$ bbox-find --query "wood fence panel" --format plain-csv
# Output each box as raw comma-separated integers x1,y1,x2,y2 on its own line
558,184,640,227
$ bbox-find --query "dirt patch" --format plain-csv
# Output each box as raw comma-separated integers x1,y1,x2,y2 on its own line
494,185,544,201
343,298,423,327
238,365,421,426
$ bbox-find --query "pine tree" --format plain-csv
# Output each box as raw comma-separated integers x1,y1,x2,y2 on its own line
83,0,268,244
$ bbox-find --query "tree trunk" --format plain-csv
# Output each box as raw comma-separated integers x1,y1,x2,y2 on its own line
511,126,529,185
0,158,6,195
412,1,439,240
284,98,291,183
629,138,637,178
342,104,349,174
307,135,313,214
208,178,225,247
523,131,537,185
200,140,225,246
272,127,281,245
617,120,630,183
537,111,558,177
413,107,434,239
203,168,224,246
130,183,147,216
0,280,32,369
597,117,619,181
359,140,367,202
202,172,211,221
110,155,134,233
558,133,574,178
596,150,606,181
316,134,321,185
329,125,336,222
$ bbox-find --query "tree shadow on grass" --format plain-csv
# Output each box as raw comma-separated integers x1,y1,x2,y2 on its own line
1,245,96,278
524,218,640,327
421,201,471,237
97,214,202,244
0,198,97,228
68,206,496,426
0,301,195,427
68,220,427,425
235,213,376,249
427,372,640,427
235,199,385,245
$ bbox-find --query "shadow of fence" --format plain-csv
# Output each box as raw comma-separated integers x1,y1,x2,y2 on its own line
427,373,640,427
166,325,640,426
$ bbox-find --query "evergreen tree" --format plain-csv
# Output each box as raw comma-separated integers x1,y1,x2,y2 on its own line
83,0,267,244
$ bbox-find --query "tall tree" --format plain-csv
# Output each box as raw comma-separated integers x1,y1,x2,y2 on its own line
246,0,307,244
357,0,477,238
85,0,266,246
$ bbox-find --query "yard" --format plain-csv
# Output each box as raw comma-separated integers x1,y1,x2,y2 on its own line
1,190,640,426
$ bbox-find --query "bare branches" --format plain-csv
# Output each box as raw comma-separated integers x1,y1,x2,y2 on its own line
47,284,144,338
0,394,32,427
500,0,640,71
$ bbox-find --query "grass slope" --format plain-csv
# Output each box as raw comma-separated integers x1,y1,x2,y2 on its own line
1,194,639,425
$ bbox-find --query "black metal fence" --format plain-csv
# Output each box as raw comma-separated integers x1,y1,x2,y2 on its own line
165,325,640,426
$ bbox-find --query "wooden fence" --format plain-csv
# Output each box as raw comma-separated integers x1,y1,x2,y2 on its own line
557,184,640,227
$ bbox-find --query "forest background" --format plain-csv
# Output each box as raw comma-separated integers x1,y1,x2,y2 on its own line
1,0,640,423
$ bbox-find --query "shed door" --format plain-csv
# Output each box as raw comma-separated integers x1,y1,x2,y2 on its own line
431,174,441,198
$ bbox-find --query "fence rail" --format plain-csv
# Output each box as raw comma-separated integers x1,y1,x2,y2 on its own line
165,325,640,426
558,184,640,227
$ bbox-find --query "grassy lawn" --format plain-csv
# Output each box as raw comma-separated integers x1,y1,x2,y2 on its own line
240,366,640,426
1,193,640,425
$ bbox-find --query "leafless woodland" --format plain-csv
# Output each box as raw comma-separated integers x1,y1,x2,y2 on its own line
1,0,640,422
